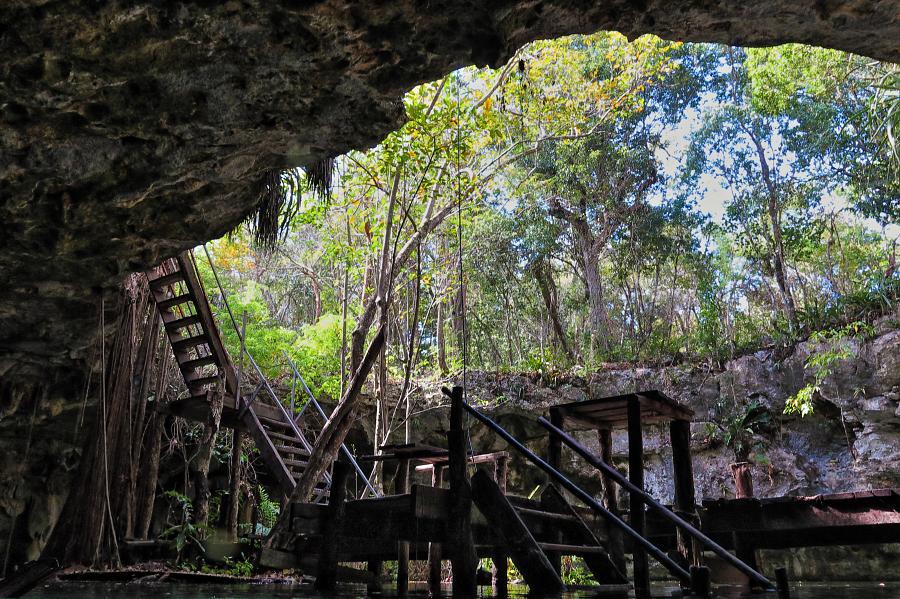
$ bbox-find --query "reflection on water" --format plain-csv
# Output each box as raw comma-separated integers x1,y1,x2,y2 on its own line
25,581,900,599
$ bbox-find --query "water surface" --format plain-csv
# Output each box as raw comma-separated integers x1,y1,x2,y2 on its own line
25,580,900,599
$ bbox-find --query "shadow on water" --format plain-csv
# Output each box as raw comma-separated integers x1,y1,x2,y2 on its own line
23,581,900,599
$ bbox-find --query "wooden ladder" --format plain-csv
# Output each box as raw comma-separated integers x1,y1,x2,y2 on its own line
470,469,627,594
146,252,329,501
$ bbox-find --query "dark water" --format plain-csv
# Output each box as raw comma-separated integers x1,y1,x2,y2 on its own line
24,581,900,599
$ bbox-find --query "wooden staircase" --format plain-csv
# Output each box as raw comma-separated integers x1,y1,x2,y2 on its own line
146,252,330,501
470,470,627,593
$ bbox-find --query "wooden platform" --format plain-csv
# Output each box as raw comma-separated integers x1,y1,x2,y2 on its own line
551,390,694,428
644,488,900,550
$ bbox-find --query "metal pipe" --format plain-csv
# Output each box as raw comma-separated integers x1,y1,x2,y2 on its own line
538,416,774,590
460,402,691,583
283,352,379,498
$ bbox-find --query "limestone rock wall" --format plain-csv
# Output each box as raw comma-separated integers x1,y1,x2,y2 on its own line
401,319,900,502
2,0,900,380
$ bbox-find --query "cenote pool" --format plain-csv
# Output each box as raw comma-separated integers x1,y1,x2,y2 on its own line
22,581,900,598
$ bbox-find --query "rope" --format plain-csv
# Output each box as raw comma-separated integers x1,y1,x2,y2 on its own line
455,71,476,460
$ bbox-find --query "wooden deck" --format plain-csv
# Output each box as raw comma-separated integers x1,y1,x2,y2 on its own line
644,488,900,550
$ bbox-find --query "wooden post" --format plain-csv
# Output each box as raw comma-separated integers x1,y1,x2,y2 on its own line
733,532,760,584
548,408,564,471
428,466,444,597
689,565,711,597
775,567,790,599
670,418,698,567
492,457,509,597
447,386,477,597
597,427,626,574
627,397,649,599
546,408,564,575
470,470,565,596
367,560,383,595
226,429,244,542
315,461,351,591
396,458,410,597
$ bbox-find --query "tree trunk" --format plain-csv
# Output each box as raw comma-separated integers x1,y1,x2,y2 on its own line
436,294,449,374
532,259,579,364
191,385,224,530
750,128,798,333
267,327,386,548
579,231,607,358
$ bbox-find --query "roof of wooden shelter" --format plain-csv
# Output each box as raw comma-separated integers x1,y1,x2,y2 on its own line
550,390,694,429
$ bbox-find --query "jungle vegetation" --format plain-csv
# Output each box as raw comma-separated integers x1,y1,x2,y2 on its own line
197,36,898,401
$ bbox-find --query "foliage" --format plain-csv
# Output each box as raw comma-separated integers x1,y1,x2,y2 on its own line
193,34,897,390
785,321,875,416
706,400,773,462
256,485,280,533
160,490,206,559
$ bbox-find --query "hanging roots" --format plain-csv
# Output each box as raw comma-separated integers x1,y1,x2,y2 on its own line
305,156,334,200
246,159,333,251
247,169,302,251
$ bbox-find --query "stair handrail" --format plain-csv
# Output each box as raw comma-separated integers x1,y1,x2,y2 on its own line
283,351,380,498
456,398,691,584
538,416,774,590
192,247,329,487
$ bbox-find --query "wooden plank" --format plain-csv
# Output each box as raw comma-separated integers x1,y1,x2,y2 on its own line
180,355,217,370
516,506,579,523
148,271,185,288
470,469,566,595
171,333,209,352
158,293,194,311
396,458,410,597
538,543,611,554
164,314,202,331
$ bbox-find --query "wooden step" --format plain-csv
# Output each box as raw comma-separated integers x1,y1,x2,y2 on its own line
171,333,210,352
274,444,310,457
538,543,609,555
266,430,305,444
148,271,185,289
180,355,218,370
260,416,293,430
159,294,194,311
515,506,579,523
187,375,221,389
164,314,202,331
282,457,309,469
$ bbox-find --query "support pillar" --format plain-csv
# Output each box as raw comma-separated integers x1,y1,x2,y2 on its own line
447,386,477,597
428,466,444,597
491,457,509,597
598,427,626,574
315,461,351,592
395,458,410,597
670,418,698,567
546,408,564,576
627,397,649,599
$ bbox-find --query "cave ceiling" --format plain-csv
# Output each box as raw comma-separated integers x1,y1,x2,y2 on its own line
1,0,899,380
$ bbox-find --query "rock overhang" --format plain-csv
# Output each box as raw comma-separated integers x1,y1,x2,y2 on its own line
1,0,899,379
